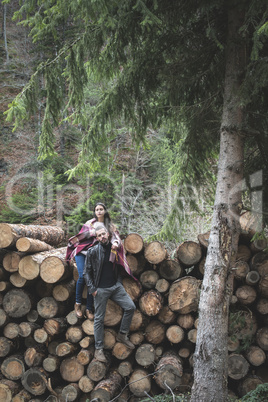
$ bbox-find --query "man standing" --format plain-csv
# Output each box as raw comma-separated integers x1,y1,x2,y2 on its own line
83,225,136,362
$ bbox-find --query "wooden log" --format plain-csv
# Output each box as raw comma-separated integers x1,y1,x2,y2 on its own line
43,317,67,336
103,328,117,350
122,276,143,301
238,376,263,397
0,355,25,380
259,276,268,297
256,327,268,351
37,297,65,319
33,328,49,344
12,389,32,402
178,347,191,359
154,352,183,390
52,279,76,301
124,233,144,254
197,256,206,276
79,336,95,349
16,237,53,253
2,289,32,318
0,336,16,357
0,280,11,292
166,325,185,344
144,320,166,345
9,272,29,288
0,223,65,248
135,343,156,367
245,345,266,366
42,355,60,373
256,298,268,315
62,383,81,402
87,353,111,381
197,231,210,249
0,308,9,328
129,309,148,332
81,319,94,336
18,247,67,281
129,331,145,346
228,354,249,380
3,251,25,272
118,360,133,377
90,369,123,402
144,241,167,264
0,380,21,401
177,314,195,330
176,241,202,267
245,270,260,285
40,248,72,284
77,346,94,366
235,285,257,305
26,310,39,323
21,367,49,396
250,251,268,277
157,305,176,325
56,341,78,357
24,347,45,367
112,341,133,360
126,254,146,276
65,326,83,344
66,310,81,326
128,368,151,397
228,309,258,340
168,276,201,314
104,299,123,326
239,211,258,240
236,244,252,262
227,337,240,352
78,375,94,393
158,258,183,281
233,260,250,280
60,357,84,382
140,270,159,289
155,278,170,293
139,290,163,316
187,328,197,343
3,322,20,339
250,238,267,253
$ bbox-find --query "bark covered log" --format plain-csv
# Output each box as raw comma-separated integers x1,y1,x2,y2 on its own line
0,223,65,248
90,369,123,402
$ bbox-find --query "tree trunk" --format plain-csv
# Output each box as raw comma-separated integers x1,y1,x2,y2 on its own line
0,223,65,248
191,4,246,401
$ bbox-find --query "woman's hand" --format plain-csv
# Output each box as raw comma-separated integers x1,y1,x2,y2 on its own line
111,242,119,250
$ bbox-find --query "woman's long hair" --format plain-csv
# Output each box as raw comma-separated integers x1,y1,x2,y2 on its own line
93,202,114,236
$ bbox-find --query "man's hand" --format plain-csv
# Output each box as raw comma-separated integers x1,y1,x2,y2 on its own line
92,290,97,297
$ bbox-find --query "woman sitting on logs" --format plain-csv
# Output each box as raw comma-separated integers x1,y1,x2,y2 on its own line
66,202,128,319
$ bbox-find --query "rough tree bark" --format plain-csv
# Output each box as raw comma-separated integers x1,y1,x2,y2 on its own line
191,3,246,401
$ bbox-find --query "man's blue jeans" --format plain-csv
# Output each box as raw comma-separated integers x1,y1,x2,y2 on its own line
75,253,93,311
93,281,136,349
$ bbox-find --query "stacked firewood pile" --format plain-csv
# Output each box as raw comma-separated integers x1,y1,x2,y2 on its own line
0,214,267,402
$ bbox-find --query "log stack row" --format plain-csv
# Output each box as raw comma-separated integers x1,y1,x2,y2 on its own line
0,214,267,401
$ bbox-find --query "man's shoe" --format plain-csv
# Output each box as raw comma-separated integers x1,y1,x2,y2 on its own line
94,349,107,363
74,303,82,318
85,309,94,320
116,332,135,349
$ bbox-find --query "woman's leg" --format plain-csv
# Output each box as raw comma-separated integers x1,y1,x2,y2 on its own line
74,253,94,311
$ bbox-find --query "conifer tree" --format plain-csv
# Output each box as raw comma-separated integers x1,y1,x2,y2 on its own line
5,0,268,400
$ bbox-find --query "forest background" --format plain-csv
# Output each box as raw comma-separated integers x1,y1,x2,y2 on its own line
0,0,217,251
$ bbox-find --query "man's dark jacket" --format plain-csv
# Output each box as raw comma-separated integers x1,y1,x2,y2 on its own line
83,242,119,295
